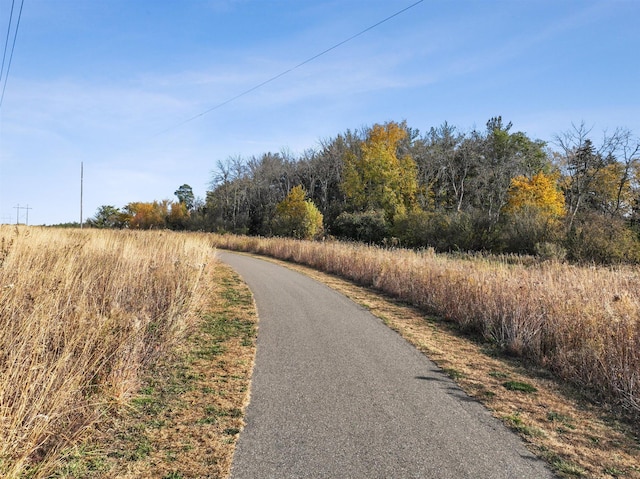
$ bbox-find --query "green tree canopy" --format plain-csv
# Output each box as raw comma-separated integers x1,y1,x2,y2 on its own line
88,205,125,228
174,184,195,211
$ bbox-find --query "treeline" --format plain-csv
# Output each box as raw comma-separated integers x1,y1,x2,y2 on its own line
90,117,640,263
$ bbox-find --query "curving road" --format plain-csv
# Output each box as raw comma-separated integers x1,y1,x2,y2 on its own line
219,251,556,479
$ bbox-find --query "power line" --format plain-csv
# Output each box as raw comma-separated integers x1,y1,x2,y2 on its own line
13,203,31,225
157,0,424,135
0,0,16,85
0,0,24,110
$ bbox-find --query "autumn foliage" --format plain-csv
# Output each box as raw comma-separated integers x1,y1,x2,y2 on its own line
89,118,640,263
504,172,566,220
342,122,418,220
272,186,323,240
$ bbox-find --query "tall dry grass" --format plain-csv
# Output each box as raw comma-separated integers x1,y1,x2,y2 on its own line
210,234,640,415
0,226,212,478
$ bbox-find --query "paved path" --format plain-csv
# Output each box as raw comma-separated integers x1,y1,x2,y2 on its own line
219,251,556,479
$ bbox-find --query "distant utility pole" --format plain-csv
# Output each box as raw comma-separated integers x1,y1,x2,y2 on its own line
13,204,32,225
80,161,83,229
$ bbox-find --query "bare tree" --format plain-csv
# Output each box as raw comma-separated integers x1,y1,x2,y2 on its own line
554,123,639,226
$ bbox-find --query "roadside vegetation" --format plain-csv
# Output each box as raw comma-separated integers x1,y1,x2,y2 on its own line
269,256,639,478
210,235,640,423
0,226,257,478
2,224,637,477
87,117,640,266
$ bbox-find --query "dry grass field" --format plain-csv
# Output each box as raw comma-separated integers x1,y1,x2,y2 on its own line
209,234,640,416
2,226,638,478
0,226,257,478
269,256,639,478
210,234,640,477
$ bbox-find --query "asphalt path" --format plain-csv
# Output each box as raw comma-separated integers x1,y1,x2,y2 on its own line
219,251,556,479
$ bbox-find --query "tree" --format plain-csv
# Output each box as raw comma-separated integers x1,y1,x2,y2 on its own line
272,186,323,240
504,172,565,220
341,121,418,221
446,129,483,212
207,156,251,233
125,201,168,229
167,202,189,230
174,184,195,211
554,124,640,230
554,123,606,227
502,172,566,253
88,205,123,228
412,122,464,210
474,117,549,223
245,152,294,235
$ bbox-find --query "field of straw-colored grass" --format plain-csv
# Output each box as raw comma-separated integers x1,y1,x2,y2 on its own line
210,234,640,416
0,226,212,478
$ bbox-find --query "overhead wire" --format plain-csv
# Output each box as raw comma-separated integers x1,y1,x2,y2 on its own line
157,0,424,135
0,0,16,85
0,0,24,110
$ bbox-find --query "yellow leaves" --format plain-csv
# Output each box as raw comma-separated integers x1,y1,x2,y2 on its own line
341,122,418,220
591,163,633,215
504,172,566,220
273,186,324,240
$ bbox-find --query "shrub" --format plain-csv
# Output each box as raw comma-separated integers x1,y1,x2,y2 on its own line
500,205,563,255
392,210,477,251
566,213,640,264
534,241,567,262
332,210,389,243
272,186,324,240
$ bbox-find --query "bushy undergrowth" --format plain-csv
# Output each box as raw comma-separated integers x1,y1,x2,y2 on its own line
0,227,212,478
210,234,640,415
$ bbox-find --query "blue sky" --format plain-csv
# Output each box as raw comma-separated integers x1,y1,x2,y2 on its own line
0,0,638,225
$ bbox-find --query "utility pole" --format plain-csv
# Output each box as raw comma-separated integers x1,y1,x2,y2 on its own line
80,161,83,229
13,204,32,225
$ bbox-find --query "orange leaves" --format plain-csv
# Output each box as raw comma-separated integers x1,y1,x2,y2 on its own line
125,200,188,230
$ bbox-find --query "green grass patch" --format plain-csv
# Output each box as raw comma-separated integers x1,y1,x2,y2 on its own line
603,466,626,477
443,368,465,380
503,380,537,393
553,458,587,476
503,412,546,438
547,411,576,431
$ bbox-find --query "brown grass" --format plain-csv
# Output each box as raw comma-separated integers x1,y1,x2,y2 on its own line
209,234,640,418
4,226,636,477
72,260,258,478
0,226,213,478
268,257,639,478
